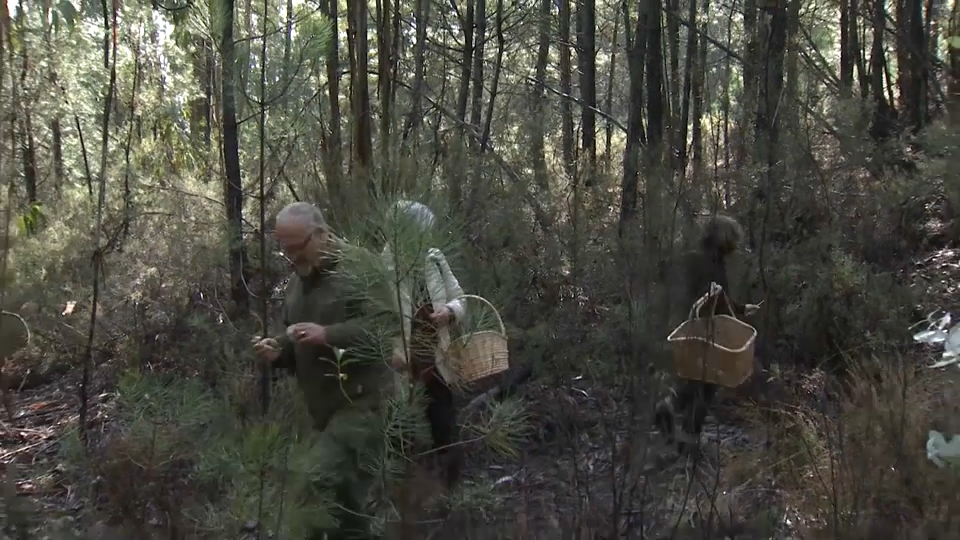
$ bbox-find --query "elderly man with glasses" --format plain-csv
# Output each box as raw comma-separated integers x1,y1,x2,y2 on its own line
252,201,390,540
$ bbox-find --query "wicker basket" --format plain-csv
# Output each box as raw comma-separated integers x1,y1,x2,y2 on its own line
445,294,510,383
667,287,757,388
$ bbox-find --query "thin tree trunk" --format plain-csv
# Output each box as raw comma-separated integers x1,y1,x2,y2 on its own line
80,0,119,444
667,0,681,171
618,0,649,240
469,0,487,142
532,0,551,193
603,13,619,169
870,0,897,139
41,1,64,191
737,0,758,168
948,1,959,124
257,0,272,414
644,0,666,265
784,0,802,134
691,0,709,185
577,0,597,173
840,0,854,94
559,0,576,180
455,0,475,123
347,0,374,193
645,0,665,164
451,0,474,213
678,0,699,176
220,0,250,313
402,0,429,143
854,0,870,97
322,0,343,210
121,26,142,244
376,0,392,161
480,0,504,150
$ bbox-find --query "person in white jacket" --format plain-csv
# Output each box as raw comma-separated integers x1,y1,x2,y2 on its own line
383,199,466,488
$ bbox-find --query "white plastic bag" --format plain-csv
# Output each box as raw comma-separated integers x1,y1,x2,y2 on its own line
914,313,960,368
927,430,960,468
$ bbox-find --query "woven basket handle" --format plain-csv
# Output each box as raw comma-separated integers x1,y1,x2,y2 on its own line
455,294,507,336
687,282,738,321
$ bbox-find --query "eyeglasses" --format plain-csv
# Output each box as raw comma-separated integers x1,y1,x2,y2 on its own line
274,228,318,261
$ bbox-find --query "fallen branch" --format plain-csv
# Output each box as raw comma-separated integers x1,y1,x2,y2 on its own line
462,363,534,420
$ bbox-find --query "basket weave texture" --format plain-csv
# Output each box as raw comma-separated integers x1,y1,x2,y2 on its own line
445,294,510,383
667,286,757,388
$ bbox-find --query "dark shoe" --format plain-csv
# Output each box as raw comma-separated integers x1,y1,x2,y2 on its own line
675,430,701,457
442,447,464,489
653,399,676,444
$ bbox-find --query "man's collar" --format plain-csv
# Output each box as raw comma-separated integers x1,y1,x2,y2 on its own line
301,251,341,282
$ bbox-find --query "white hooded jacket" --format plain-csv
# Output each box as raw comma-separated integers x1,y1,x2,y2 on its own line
382,246,465,382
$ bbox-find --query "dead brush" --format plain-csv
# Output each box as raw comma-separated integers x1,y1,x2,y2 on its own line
90,423,198,536
763,355,960,537
0,308,32,421
223,370,313,433
224,369,263,425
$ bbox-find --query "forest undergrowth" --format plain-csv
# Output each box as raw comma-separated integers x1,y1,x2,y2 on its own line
2,0,960,534
0,119,958,539
3,156,960,539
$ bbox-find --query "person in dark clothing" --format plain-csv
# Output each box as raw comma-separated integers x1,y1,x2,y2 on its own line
654,215,760,454
253,202,389,540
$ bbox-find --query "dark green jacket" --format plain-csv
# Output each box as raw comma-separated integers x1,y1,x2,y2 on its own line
273,259,390,431
678,250,747,320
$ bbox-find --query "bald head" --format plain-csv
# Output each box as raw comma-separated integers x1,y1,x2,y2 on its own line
274,202,330,276
276,202,326,231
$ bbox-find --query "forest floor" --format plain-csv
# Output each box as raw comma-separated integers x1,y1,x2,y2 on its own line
2,246,959,539
1,366,772,538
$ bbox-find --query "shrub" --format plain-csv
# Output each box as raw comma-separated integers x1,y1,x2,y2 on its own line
757,236,915,369
737,352,960,538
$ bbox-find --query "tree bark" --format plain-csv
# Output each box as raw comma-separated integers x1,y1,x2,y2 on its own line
559,0,576,179
220,0,250,313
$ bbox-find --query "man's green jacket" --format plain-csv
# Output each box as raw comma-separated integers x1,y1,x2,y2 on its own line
273,258,390,430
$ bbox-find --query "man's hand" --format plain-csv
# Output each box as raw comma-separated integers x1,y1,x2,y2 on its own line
429,306,453,327
287,322,328,346
744,303,761,316
251,337,281,363
708,281,724,297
